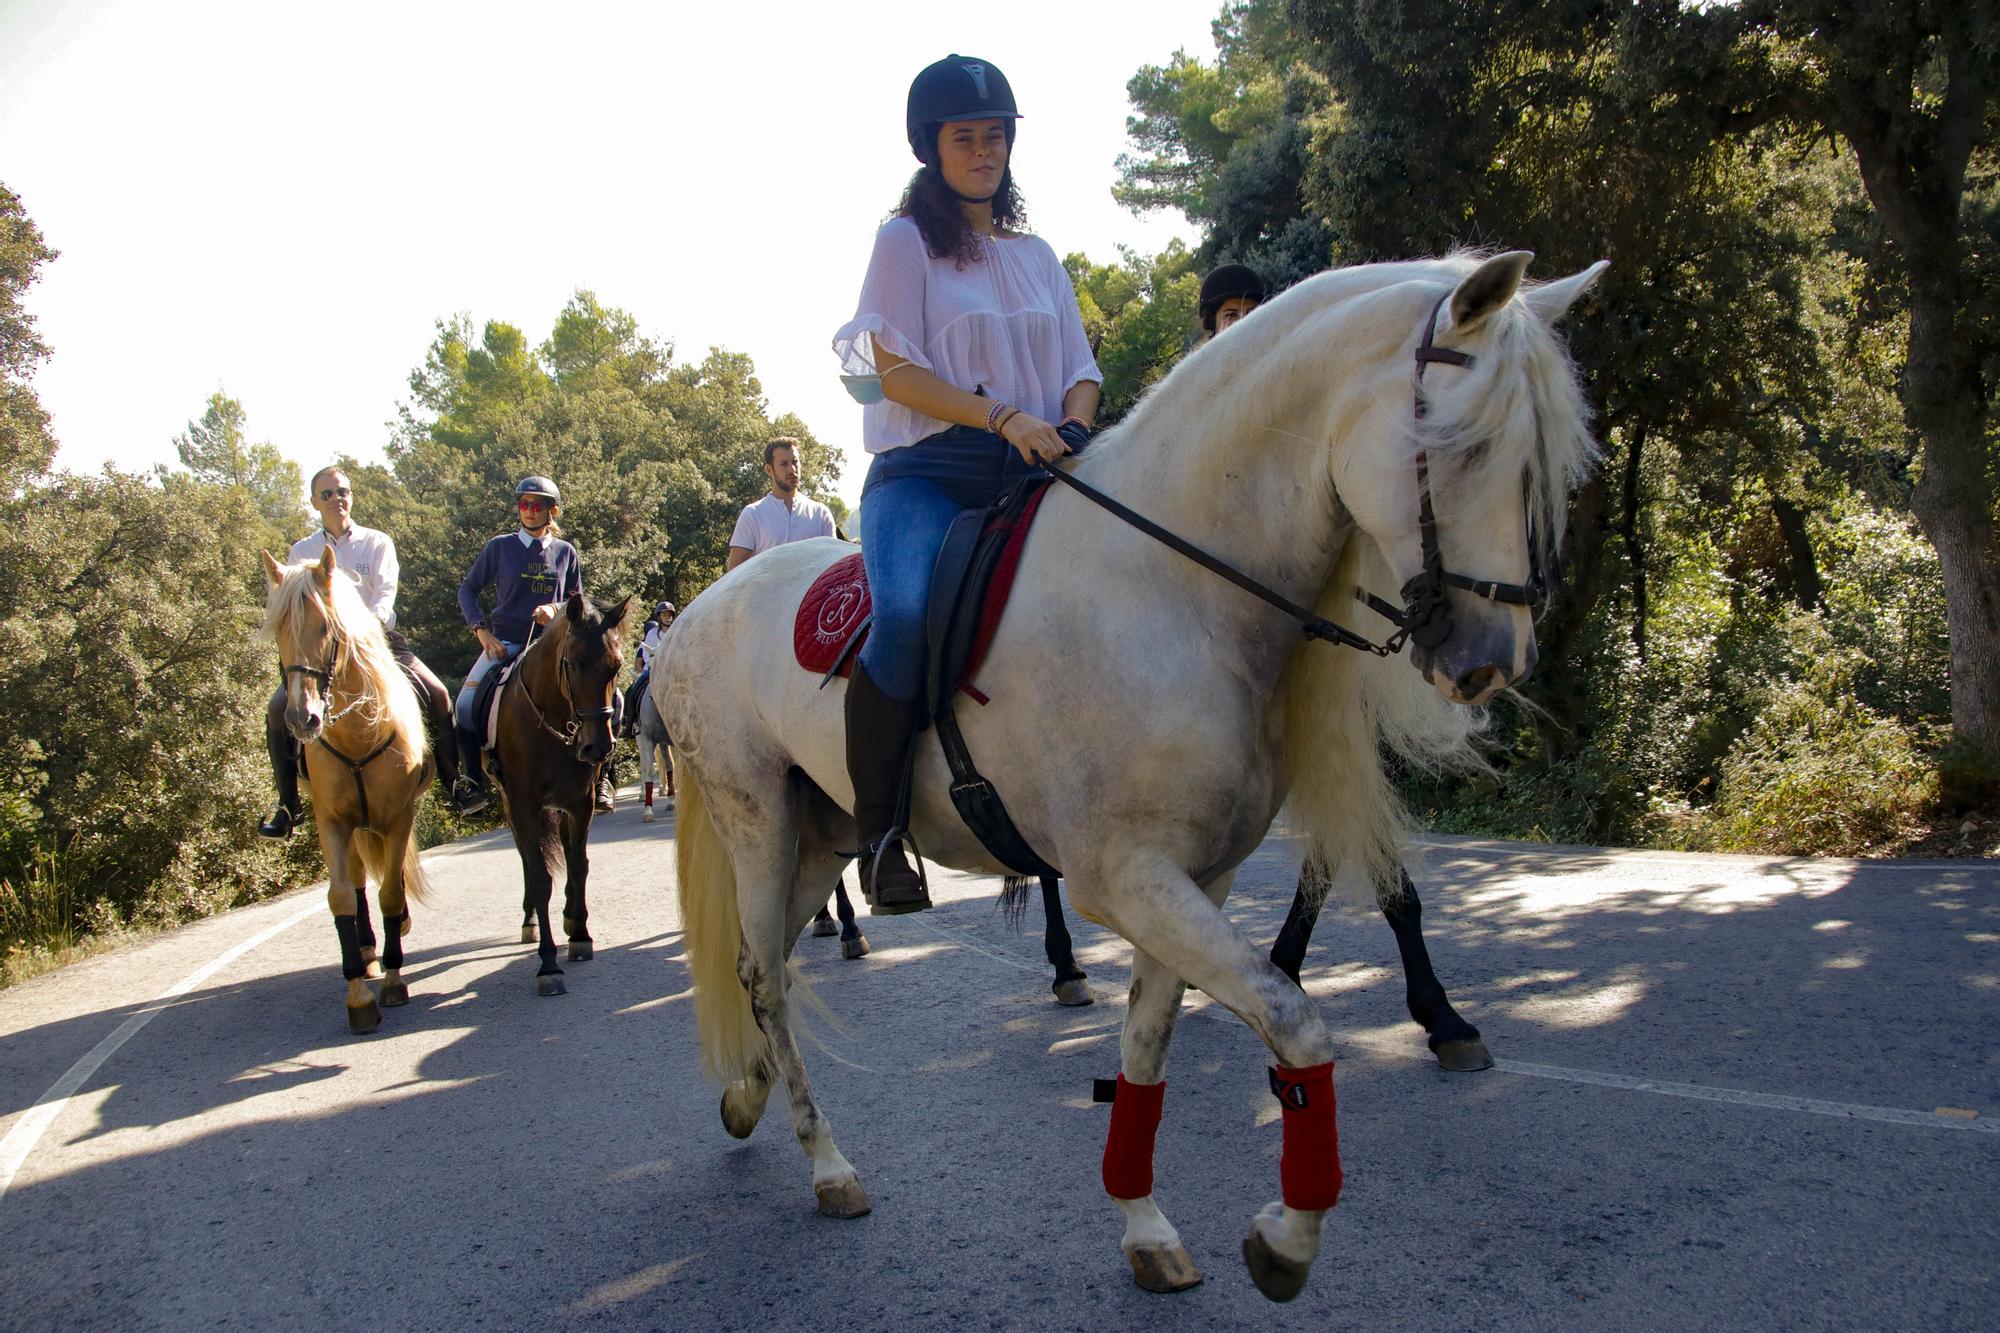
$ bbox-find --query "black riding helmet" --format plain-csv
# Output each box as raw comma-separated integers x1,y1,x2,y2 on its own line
906,54,1021,164
516,475,561,504
1198,263,1268,333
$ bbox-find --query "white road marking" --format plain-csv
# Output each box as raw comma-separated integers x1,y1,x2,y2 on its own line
900,908,1998,1138
0,897,325,1209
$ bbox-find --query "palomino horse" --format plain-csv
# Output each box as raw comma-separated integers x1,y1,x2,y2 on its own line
487,593,628,994
636,685,675,823
261,547,433,1034
659,252,1604,1301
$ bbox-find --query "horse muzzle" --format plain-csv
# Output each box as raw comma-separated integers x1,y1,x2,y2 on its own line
1411,615,1535,706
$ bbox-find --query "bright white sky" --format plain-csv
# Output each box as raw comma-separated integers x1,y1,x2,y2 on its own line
1,1,1215,505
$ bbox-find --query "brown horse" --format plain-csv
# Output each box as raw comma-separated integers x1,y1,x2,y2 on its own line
262,547,433,1034
487,593,629,995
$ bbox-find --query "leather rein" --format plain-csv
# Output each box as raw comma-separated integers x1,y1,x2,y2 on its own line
1040,294,1541,657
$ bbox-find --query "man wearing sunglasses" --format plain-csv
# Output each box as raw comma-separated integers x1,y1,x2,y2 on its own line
259,465,460,837
451,475,602,814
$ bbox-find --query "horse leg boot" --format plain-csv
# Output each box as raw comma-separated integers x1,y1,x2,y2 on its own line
843,664,927,914
258,686,301,838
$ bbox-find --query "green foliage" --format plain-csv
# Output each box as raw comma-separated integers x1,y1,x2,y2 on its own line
0,470,319,951
169,392,305,530
381,291,840,674
1066,242,1202,423
0,181,58,492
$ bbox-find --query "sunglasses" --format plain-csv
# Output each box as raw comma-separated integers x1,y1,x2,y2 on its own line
518,498,553,512
318,486,351,501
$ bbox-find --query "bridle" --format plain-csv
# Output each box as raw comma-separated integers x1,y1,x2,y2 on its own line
514,625,616,750
1040,293,1542,658
280,620,396,830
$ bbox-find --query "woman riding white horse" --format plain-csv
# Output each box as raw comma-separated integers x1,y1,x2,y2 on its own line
831,53,1102,913
662,235,1605,1299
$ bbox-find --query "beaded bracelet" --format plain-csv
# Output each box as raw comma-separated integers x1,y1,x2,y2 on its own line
985,399,1011,433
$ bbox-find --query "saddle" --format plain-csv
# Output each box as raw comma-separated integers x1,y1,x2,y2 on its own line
792,478,1059,878
468,651,521,752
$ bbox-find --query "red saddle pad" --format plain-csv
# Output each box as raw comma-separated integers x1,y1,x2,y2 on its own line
792,485,1050,702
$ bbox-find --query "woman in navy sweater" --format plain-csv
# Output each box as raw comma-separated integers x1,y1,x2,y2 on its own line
451,475,592,813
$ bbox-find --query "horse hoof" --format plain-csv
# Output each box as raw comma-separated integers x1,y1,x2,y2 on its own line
379,981,409,1008
720,1087,761,1140
642,807,655,823
568,941,594,962
536,974,567,997
815,1176,872,1219
812,917,840,937
363,959,383,980
1242,1231,1311,1303
1127,1243,1202,1293
1433,1036,1494,1072
521,925,538,944
347,1001,381,1035
1053,978,1095,1007
841,935,871,960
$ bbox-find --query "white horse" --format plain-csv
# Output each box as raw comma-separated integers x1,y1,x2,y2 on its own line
636,686,674,822
657,252,1604,1301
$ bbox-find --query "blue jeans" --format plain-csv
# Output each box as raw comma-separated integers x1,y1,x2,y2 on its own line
455,640,522,730
858,427,1042,702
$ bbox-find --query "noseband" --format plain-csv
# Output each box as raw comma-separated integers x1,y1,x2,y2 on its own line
1039,293,1543,659
517,629,616,749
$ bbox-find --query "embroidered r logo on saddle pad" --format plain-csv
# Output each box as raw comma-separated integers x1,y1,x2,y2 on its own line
791,481,1052,706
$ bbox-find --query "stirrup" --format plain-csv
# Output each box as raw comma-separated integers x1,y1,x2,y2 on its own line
857,832,930,915
258,805,299,839
452,777,489,816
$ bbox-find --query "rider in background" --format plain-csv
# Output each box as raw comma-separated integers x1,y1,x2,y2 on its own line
260,465,458,837
831,53,1101,913
452,476,613,815
619,599,674,737
1198,262,1266,338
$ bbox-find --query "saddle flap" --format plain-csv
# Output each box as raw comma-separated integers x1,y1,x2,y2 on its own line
471,652,519,751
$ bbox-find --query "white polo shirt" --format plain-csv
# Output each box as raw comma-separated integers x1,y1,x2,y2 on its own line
289,523,399,629
729,492,837,556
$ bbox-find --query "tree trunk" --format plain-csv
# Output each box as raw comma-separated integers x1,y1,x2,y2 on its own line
1769,495,1824,613
1904,276,2000,768
1531,466,1611,763
1620,421,1647,661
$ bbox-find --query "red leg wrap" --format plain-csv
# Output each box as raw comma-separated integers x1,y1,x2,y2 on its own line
1270,1062,1342,1210
643,781,654,805
1101,1075,1167,1200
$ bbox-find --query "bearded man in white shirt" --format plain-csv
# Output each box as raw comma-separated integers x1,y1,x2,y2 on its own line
258,465,458,837
724,437,839,573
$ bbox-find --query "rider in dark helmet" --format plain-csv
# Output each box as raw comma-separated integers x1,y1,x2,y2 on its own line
1198,262,1267,337
452,475,616,814
621,599,675,738
830,54,1101,913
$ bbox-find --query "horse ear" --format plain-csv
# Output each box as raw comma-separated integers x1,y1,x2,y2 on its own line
1523,260,1610,325
1449,251,1534,333
314,544,336,585
603,596,631,629
261,551,284,587
565,592,587,625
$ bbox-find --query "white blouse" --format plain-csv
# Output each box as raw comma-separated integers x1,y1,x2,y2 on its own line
833,217,1103,454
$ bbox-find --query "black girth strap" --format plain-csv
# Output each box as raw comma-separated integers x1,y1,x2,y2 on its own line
316,734,398,833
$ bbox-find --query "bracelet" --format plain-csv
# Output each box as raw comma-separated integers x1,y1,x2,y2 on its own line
994,407,1022,435
879,362,916,382
1060,415,1091,431
985,399,1011,432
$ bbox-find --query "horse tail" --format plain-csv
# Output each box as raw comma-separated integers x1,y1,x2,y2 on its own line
350,819,432,911
674,765,770,1085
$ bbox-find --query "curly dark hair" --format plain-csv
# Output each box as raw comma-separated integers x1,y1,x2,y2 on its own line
897,164,1027,268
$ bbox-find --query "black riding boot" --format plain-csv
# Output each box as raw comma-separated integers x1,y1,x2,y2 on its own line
423,690,460,796
258,698,301,838
845,664,928,914
454,725,489,815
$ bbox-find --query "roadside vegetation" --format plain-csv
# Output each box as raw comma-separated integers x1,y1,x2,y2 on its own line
3,2,1994,980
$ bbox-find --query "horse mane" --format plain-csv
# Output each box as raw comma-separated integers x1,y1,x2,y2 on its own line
1087,252,1597,903
262,561,425,749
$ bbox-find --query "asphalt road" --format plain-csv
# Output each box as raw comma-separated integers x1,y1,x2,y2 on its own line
1,793,1995,1330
